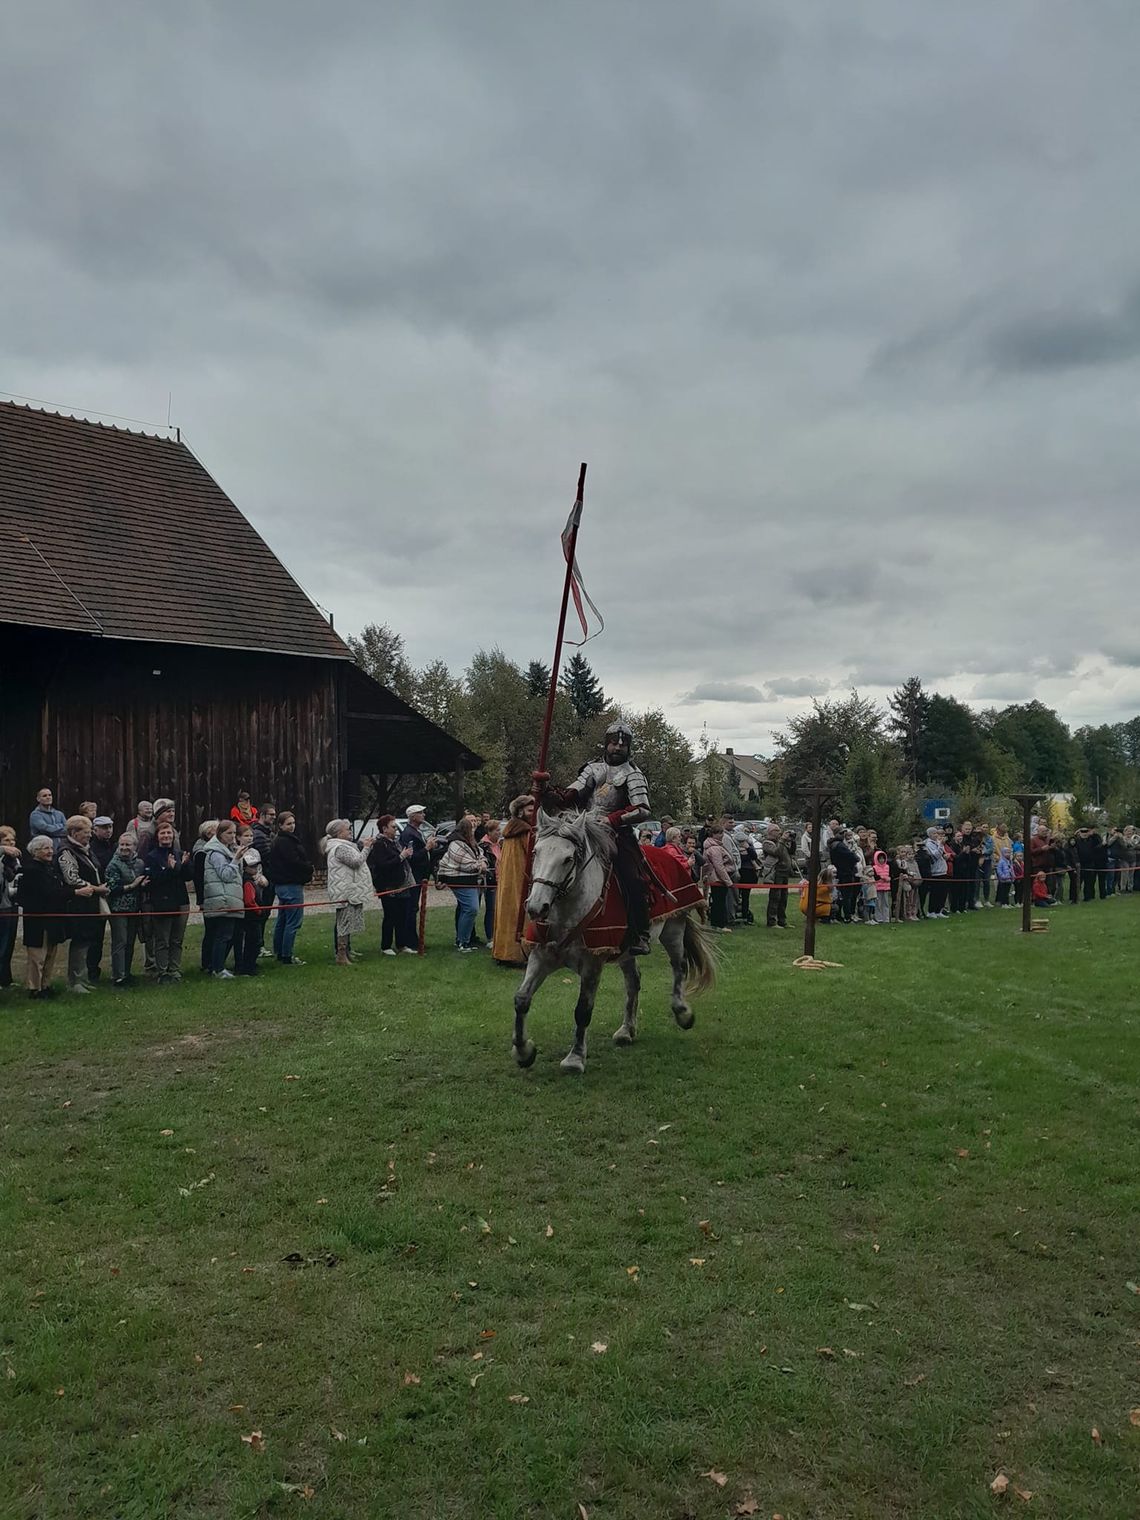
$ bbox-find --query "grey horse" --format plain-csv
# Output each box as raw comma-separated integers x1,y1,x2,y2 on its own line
512,809,716,1074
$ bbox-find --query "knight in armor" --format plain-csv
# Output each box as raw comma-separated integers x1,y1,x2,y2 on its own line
550,720,652,954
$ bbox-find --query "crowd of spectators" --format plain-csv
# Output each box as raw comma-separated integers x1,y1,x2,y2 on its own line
652,811,1138,931
1,788,1136,999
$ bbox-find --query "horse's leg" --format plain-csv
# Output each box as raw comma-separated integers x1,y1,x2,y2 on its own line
513,949,555,1067
613,953,640,1045
662,913,695,1029
560,955,603,1075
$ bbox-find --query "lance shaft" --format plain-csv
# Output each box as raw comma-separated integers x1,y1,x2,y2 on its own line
516,463,588,942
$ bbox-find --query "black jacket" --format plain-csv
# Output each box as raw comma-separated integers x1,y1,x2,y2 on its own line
144,843,192,911
16,856,70,948
368,836,407,894
267,831,314,886
829,840,858,885
1074,832,1101,869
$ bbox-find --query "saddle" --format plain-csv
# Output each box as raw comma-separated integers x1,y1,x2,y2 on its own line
524,844,704,958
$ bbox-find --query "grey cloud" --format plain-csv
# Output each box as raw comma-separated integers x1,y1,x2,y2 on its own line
2,1,1139,751
985,285,1140,375
1102,643,1140,669
765,675,830,698
680,682,769,705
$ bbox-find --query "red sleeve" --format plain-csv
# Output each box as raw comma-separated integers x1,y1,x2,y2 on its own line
243,880,257,909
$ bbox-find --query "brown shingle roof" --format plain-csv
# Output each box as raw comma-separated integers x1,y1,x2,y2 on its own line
0,402,349,659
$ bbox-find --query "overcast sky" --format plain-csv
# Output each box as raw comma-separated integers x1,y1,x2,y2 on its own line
4,1,1139,755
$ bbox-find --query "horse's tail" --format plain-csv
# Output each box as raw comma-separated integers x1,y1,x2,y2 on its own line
681,914,718,998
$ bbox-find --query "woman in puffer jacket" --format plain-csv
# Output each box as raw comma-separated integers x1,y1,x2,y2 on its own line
322,820,375,965
202,819,248,978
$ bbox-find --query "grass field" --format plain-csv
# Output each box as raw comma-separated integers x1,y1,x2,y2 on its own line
2,902,1139,1519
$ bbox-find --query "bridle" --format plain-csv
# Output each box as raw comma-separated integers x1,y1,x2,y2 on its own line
530,833,603,906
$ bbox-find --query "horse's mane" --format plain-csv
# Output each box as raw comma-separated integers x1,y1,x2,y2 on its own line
536,807,616,862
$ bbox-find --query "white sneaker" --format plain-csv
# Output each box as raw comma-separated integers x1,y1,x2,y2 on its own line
215,969,235,980
401,948,417,956
383,948,397,957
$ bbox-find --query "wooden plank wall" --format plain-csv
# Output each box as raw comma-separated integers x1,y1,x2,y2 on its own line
0,630,342,857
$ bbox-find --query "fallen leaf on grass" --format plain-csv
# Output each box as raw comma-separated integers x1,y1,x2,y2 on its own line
1130,1408,1140,1427
1013,1486,1033,1501
276,1482,315,1499
903,1373,926,1387
956,1148,970,1159
1091,1426,1102,1445
160,1129,174,1137
734,1499,760,1517
846,1300,876,1312
283,1074,299,1081
479,1329,496,1341
990,1474,1009,1495
229,1404,245,1412
402,1372,420,1387
626,1265,639,1279
241,1431,265,1451
590,1342,608,1355
544,1223,555,1238
508,1393,529,1404
816,1347,835,1359
700,1469,728,1487
689,1258,706,1268
178,1172,216,1197
1125,1281,1140,1295
55,1387,65,1397
578,1506,589,1520
698,1219,712,1235
478,1218,492,1235
658,1123,673,1132
315,1198,328,1206
330,1427,346,1441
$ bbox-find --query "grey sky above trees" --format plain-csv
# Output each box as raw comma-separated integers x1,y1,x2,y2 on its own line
4,2,1139,753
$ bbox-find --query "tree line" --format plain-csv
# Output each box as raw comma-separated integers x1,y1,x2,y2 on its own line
772,679,1140,842
347,624,694,821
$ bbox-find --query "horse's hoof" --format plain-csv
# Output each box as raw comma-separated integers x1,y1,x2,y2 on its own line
612,1026,634,1046
560,1052,586,1074
514,1040,537,1068
673,1006,695,1030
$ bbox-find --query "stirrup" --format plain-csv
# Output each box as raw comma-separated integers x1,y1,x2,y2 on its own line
628,934,651,956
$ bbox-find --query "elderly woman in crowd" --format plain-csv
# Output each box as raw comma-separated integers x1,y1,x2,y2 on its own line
56,814,109,992
323,820,375,966
437,817,487,955
701,824,735,932
367,814,413,957
16,835,69,997
0,825,20,990
202,818,248,978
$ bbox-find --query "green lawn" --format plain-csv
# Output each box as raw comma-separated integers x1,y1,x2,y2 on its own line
2,902,1138,1519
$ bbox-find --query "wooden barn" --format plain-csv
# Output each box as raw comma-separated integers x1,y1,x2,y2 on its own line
0,402,481,850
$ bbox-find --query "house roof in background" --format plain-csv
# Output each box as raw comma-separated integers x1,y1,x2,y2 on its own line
0,402,349,659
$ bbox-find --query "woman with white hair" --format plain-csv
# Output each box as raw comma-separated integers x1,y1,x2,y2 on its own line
322,820,375,966
16,835,69,997
56,814,109,992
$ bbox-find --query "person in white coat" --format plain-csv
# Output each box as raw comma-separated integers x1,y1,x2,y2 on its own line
322,820,375,965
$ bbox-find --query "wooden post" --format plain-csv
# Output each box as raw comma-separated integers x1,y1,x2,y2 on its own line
1011,792,1041,933
801,785,832,961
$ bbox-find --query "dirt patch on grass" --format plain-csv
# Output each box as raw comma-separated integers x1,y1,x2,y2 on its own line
142,1022,287,1061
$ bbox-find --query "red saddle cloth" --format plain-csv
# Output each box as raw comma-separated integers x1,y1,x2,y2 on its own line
524,844,704,957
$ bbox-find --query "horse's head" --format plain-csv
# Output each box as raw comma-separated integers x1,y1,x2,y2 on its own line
526,809,612,924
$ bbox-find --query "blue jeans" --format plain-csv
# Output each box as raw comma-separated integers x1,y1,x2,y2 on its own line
273,884,304,960
452,887,479,948
482,887,496,941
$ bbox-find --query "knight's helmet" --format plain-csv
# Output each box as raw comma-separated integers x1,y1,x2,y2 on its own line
604,721,635,753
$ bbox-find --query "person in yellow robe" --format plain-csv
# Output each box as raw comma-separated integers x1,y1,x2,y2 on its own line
491,795,535,965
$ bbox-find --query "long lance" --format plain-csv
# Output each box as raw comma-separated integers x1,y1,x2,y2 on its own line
515,462,588,941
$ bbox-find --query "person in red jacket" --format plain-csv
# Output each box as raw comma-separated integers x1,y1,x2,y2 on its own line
230,790,259,829
1031,871,1056,907
236,848,269,975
